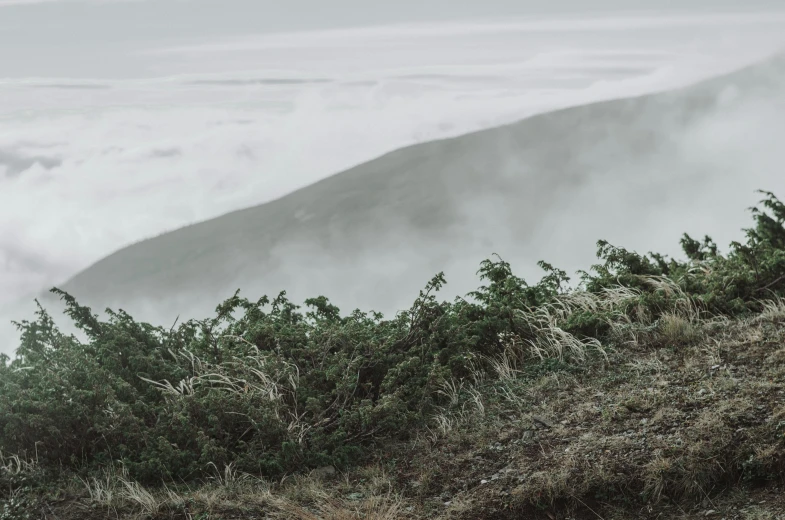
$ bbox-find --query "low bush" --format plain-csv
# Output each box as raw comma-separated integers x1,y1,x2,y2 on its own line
0,190,783,489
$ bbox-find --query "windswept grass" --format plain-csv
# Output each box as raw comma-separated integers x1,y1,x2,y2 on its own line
1,190,785,519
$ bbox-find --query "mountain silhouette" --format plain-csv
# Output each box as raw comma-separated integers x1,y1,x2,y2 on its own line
48,53,785,320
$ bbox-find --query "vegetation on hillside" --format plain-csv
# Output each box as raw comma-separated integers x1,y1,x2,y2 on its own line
1,191,784,519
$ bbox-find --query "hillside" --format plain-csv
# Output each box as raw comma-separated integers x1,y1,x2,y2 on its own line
46,53,785,322
1,190,785,519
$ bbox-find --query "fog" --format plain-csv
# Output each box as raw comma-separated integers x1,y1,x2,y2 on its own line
1,5,785,357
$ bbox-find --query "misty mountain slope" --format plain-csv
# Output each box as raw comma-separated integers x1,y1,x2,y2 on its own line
51,53,785,319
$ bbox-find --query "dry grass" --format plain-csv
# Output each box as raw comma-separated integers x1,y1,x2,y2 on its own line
21,286,785,520
401,310,785,519
758,296,785,322
0,450,38,476
118,475,161,516
79,465,125,509
270,492,405,520
659,312,701,345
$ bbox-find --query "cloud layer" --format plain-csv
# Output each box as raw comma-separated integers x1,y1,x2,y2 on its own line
1,11,785,355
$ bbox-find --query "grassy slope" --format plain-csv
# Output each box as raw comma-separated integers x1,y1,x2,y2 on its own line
8,290,785,520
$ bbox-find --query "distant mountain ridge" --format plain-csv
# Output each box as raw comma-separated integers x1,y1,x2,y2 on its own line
49,52,785,319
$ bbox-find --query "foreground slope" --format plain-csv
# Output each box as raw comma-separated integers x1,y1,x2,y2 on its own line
3,191,785,519
51,53,785,319
7,307,785,519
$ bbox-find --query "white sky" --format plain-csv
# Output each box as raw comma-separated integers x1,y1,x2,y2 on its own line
1,0,783,77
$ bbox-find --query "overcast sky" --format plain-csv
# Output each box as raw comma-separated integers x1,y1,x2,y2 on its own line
2,0,784,78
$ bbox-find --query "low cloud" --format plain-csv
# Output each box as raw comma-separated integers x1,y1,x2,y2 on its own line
33,84,112,90
1,13,784,357
0,147,62,178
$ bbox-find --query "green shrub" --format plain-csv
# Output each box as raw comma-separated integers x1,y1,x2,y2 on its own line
0,190,783,486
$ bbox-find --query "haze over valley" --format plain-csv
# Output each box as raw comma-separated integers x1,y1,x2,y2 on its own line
1,1,785,355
